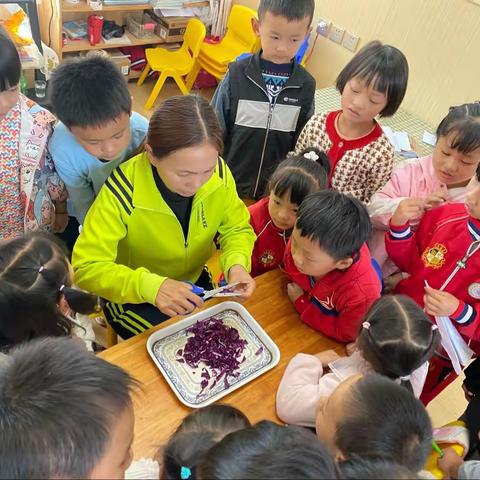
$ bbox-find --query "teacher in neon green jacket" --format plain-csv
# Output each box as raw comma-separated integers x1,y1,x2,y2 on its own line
72,95,256,339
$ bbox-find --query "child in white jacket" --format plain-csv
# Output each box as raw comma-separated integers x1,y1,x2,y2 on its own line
276,295,440,427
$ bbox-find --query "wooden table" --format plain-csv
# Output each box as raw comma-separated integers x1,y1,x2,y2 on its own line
99,269,343,459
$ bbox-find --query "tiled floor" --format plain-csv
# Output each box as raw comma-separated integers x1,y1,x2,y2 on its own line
127,78,467,430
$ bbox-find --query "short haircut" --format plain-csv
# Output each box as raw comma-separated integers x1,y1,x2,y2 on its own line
336,374,432,472
357,295,440,394
0,337,137,479
339,456,418,479
147,95,224,159
336,40,409,117
0,26,21,92
296,190,372,260
436,101,480,155
267,147,330,204
50,54,131,128
163,405,251,480
258,0,315,25
198,420,339,479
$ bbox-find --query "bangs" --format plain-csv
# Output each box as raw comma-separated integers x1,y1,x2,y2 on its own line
270,167,317,205
353,64,390,96
444,121,480,155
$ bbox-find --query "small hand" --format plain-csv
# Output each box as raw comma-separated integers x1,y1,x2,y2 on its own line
383,272,404,294
346,341,358,356
437,447,464,479
424,191,447,210
54,212,69,233
227,265,256,299
391,197,425,226
155,279,204,317
315,349,341,366
424,286,460,317
287,282,304,303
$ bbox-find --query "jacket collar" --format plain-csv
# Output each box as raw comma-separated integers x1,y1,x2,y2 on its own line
132,153,224,212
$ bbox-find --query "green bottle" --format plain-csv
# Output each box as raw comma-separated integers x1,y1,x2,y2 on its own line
19,73,28,94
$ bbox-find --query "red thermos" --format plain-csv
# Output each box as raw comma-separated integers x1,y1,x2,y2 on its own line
88,15,103,46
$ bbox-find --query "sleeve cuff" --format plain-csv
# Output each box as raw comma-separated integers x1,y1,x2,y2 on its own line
294,294,309,314
388,220,412,240
140,272,167,305
451,301,476,326
223,253,251,278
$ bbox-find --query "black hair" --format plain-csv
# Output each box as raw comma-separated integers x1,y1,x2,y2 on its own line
357,295,440,393
199,421,339,479
258,0,315,25
0,26,21,92
0,232,98,349
339,455,418,479
267,148,330,204
336,40,409,117
163,404,251,480
436,102,480,155
336,374,433,472
0,336,137,478
50,54,131,128
296,190,372,260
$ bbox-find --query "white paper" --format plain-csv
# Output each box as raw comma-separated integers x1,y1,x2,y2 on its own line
423,130,437,146
102,34,132,45
157,7,196,16
435,315,474,374
382,126,412,152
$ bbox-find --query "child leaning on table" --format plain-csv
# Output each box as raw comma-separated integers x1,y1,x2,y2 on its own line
276,294,440,427
0,337,137,479
293,40,409,203
283,190,381,343
368,101,480,281
249,147,329,277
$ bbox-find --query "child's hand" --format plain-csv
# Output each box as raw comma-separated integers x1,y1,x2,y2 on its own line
346,341,357,356
424,287,460,317
287,282,304,303
384,272,404,293
227,265,256,299
437,447,464,479
424,191,447,210
315,349,341,366
391,198,425,226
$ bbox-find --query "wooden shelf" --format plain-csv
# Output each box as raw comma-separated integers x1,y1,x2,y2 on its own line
61,1,152,12
62,31,162,51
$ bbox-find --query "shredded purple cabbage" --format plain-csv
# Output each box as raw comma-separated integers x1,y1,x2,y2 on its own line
176,317,247,396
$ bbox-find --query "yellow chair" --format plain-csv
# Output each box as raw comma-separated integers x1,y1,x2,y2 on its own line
185,5,259,89
138,17,206,110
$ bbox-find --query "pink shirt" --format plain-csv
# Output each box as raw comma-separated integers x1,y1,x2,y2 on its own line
368,155,468,276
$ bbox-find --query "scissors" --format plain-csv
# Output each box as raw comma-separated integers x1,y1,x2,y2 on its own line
187,282,242,300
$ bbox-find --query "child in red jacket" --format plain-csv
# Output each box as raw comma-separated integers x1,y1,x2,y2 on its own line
284,190,381,342
386,162,480,400
249,148,329,277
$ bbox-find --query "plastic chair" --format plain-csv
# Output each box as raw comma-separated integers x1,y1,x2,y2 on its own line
186,5,259,89
137,17,206,110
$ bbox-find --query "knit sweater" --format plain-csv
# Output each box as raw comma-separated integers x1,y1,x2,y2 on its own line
293,110,395,203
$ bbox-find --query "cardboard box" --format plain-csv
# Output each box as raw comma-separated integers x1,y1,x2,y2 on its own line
109,49,131,76
154,16,190,43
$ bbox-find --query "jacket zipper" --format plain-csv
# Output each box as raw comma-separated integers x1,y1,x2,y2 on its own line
246,74,300,197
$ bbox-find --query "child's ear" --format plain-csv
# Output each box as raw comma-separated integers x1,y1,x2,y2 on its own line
58,294,71,316
334,257,354,271
252,17,260,36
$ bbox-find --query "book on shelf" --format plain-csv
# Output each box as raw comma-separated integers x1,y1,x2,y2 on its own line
63,20,88,39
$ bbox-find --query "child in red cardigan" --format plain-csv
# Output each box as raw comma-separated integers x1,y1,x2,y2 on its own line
284,190,381,342
249,148,329,277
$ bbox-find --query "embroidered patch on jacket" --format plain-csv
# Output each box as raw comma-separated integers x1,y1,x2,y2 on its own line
260,250,275,267
421,243,448,269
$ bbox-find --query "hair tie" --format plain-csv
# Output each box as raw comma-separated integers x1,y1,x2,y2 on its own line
400,375,411,382
431,324,438,331
59,285,65,293
39,266,45,273
180,466,191,480
362,321,371,330
303,151,319,161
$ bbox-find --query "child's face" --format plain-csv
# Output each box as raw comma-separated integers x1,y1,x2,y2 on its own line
466,175,480,219
315,375,361,456
89,403,135,479
69,112,131,161
253,12,311,65
268,191,298,230
432,133,480,188
0,85,19,121
341,77,388,125
291,227,353,278
148,142,218,197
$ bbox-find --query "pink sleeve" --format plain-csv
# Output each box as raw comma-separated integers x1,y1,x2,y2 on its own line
276,353,342,427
